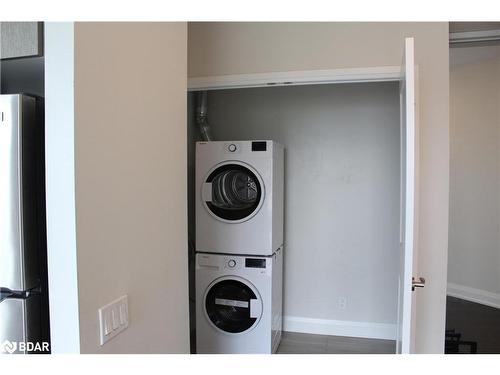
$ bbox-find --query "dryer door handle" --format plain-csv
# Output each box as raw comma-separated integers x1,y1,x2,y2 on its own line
250,298,262,318
202,182,213,202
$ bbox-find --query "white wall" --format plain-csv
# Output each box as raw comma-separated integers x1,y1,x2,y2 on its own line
196,82,401,338
44,22,81,354
188,22,450,353
448,46,500,306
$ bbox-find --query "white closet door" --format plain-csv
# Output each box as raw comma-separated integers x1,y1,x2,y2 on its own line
396,37,421,354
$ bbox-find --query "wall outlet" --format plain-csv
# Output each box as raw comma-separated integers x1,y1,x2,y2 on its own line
338,297,347,310
98,295,129,345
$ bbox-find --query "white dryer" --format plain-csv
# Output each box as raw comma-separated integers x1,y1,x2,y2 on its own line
196,140,284,256
195,249,283,354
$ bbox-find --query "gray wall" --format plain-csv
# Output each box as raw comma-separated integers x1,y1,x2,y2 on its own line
0,22,43,60
448,46,500,297
189,82,401,330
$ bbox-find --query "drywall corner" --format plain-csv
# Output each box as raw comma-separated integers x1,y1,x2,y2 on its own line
44,22,81,353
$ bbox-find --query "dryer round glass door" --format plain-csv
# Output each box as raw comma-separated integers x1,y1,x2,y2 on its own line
202,162,264,223
204,278,263,334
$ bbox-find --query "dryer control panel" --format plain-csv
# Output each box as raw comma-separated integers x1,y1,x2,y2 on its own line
224,142,241,154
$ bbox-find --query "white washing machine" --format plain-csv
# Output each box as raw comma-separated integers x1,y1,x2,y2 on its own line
196,140,284,256
195,249,283,354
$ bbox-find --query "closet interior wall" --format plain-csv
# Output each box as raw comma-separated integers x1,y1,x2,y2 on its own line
187,81,401,340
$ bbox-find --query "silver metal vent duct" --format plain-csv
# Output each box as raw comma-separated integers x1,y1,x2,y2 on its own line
195,91,213,141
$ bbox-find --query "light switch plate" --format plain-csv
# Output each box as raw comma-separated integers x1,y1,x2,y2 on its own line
98,295,129,345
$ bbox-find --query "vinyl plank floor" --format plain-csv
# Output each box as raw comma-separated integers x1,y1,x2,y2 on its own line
277,331,396,354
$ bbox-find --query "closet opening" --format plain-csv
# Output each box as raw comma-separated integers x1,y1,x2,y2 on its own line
187,80,402,354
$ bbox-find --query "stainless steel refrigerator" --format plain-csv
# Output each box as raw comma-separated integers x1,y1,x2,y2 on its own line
0,94,50,354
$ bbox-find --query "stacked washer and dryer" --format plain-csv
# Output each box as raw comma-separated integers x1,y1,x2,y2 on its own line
195,140,284,354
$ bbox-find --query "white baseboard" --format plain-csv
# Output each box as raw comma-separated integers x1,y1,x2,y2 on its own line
283,316,397,340
447,282,500,309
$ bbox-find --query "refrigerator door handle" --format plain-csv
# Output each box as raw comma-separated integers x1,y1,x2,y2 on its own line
0,285,40,303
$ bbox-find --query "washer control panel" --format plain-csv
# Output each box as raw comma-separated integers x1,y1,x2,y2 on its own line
224,142,241,154
245,258,267,268
198,253,269,273
224,257,241,270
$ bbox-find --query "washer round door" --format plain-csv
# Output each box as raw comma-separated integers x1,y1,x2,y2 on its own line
202,162,264,223
204,276,263,334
